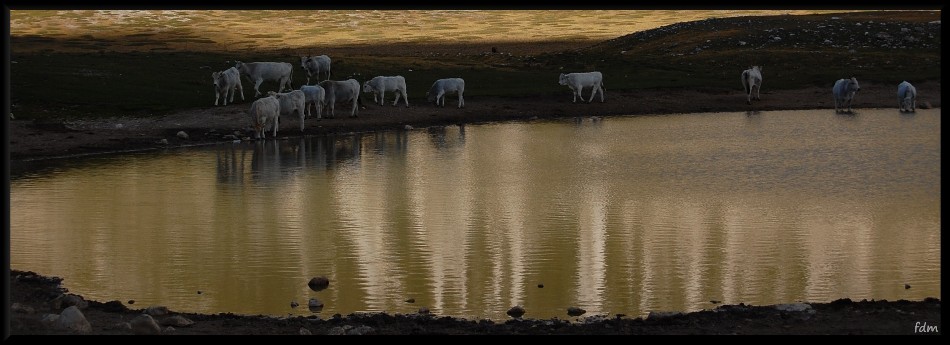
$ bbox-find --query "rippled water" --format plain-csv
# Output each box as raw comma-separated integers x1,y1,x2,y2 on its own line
10,109,940,321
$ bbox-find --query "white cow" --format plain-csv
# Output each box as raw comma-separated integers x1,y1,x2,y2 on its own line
267,90,307,132
318,79,361,118
248,96,281,139
832,77,861,113
299,85,326,119
741,66,763,105
234,61,294,97
300,55,331,84
363,76,409,107
426,78,465,108
898,81,917,112
558,72,605,103
212,67,244,106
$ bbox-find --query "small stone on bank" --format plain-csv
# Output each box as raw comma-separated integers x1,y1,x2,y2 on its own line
177,131,189,139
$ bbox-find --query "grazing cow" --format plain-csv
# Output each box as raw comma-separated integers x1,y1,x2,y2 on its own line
318,79,361,118
267,90,307,132
300,55,331,84
299,85,326,119
558,72,605,103
741,66,763,105
832,77,861,113
363,76,409,107
248,96,281,139
426,78,465,108
212,67,244,106
234,61,294,97
898,81,917,112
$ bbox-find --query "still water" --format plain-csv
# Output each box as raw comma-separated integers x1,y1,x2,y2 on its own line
10,109,941,321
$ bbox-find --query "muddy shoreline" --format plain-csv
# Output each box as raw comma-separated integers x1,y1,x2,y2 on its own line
6,270,941,335
8,81,941,166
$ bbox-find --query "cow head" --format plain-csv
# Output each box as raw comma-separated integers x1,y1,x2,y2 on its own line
212,72,221,87
558,73,568,85
362,81,374,93
850,77,860,92
300,56,310,68
426,91,436,103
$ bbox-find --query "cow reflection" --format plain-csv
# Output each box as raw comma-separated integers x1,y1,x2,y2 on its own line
215,142,249,185
426,124,466,150
239,135,363,183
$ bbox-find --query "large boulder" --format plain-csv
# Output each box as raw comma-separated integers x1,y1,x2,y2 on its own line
160,315,195,327
56,306,92,333
131,314,162,335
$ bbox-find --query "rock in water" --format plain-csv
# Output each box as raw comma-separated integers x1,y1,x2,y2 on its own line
308,298,324,308
507,306,526,318
567,306,586,317
308,276,330,291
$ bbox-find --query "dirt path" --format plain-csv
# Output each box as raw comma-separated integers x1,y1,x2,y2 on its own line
9,81,940,163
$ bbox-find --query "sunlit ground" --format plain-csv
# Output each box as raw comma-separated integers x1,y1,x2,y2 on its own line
10,10,867,53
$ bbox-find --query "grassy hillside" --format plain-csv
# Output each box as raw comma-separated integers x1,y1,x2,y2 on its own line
9,10,940,120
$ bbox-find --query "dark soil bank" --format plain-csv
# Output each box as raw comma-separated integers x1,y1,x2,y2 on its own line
6,270,942,335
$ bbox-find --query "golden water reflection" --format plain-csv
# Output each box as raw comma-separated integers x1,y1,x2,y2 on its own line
10,109,940,321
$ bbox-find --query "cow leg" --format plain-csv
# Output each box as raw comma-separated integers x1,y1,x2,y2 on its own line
458,91,464,108
755,83,761,100
380,91,386,107
254,79,264,97
351,99,358,117
599,85,605,103
403,90,410,107
392,92,400,107
215,91,220,106
299,110,305,132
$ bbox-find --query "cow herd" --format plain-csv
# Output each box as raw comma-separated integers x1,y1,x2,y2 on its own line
210,56,922,139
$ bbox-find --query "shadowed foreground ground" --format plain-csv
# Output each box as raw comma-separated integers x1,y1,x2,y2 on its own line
6,270,942,335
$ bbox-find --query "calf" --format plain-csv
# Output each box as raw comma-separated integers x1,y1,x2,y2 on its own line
267,90,307,132
559,72,605,103
426,78,465,108
212,67,244,106
300,85,326,119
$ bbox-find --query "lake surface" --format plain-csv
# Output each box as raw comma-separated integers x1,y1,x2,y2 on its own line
10,109,941,321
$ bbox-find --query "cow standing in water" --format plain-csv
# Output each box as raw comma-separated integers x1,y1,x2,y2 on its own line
741,66,763,105
897,81,917,112
832,77,861,113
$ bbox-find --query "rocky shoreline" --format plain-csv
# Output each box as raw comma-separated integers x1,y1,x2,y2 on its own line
6,270,942,335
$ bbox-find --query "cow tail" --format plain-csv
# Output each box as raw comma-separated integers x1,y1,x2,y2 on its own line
289,67,295,91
